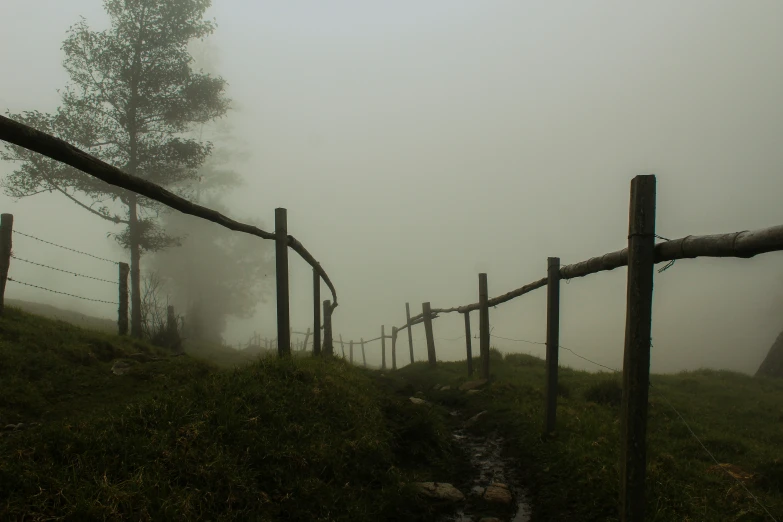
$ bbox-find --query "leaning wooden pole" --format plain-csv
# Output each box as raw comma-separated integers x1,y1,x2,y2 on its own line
391,326,398,370
323,300,333,356
381,325,387,370
361,338,367,367
544,257,561,436
313,269,322,355
349,340,354,364
463,311,473,376
302,327,311,352
0,213,12,316
339,334,345,359
479,273,490,380
275,208,291,357
619,175,656,522
405,302,415,364
118,262,129,335
422,302,437,367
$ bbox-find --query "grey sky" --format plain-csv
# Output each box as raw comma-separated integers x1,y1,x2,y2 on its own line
2,1,782,373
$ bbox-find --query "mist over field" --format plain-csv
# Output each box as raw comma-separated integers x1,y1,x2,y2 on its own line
2,0,783,374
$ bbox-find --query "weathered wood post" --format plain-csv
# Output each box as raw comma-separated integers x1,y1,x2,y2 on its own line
339,334,345,358
361,338,366,367
118,262,130,335
463,311,473,376
350,340,354,364
381,325,387,370
313,269,322,355
544,257,561,436
405,302,415,364
422,302,437,367
0,213,13,316
323,300,333,356
391,326,398,370
275,208,291,357
619,175,656,522
479,273,490,380
303,327,311,351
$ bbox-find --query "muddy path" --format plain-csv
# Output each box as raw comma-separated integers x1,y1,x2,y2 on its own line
438,409,532,522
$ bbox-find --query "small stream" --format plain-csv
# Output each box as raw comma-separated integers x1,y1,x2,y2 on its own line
440,411,532,522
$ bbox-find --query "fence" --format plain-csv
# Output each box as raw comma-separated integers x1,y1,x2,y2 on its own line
277,174,782,521
0,114,339,359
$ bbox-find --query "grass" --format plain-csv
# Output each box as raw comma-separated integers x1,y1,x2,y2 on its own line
391,348,783,522
0,307,467,521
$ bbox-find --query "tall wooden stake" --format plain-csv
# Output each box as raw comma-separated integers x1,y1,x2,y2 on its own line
0,213,12,316
544,257,561,436
479,273,490,380
323,300,333,356
350,340,354,364
339,334,345,358
391,326,398,370
118,262,130,335
381,325,387,370
361,338,366,367
275,208,290,357
405,302,415,364
303,327,311,351
619,175,656,522
422,302,437,367
313,269,322,355
464,311,473,376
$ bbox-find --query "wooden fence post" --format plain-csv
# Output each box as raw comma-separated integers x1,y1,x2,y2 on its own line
619,175,656,522
118,262,129,335
350,340,354,364
0,213,13,316
405,302,415,364
463,311,473,376
544,257,561,436
422,302,437,367
313,269,322,355
275,208,290,357
361,338,366,367
479,273,490,380
381,325,387,370
323,300,333,356
339,334,345,358
303,327,311,352
391,326,398,370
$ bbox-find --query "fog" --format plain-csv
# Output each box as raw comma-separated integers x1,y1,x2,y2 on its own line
2,1,782,374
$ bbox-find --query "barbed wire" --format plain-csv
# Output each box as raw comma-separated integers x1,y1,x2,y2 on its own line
11,255,118,284
13,230,120,265
7,277,117,305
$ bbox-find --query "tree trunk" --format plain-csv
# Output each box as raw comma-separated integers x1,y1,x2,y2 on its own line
128,193,143,338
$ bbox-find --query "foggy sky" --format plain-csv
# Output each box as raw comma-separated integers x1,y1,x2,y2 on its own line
2,1,783,374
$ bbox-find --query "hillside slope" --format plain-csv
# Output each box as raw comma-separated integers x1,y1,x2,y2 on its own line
0,307,465,521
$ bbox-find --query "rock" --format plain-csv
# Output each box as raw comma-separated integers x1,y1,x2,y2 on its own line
409,397,428,405
483,482,513,504
465,410,488,426
111,360,134,375
414,391,426,398
414,482,465,502
467,389,482,395
440,385,451,391
432,384,443,390
459,379,488,391
3,423,22,431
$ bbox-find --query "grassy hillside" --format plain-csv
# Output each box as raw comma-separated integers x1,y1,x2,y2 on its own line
389,350,783,522
0,307,465,521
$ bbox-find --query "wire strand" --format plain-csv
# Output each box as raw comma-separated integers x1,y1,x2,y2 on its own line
650,383,779,522
13,230,120,264
11,255,117,284
7,277,117,305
